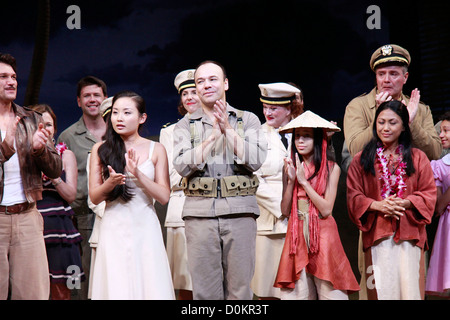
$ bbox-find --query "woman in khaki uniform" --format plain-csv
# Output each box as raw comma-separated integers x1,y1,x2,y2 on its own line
160,69,200,300
251,82,303,299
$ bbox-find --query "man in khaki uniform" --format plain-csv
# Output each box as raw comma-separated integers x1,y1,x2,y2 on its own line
343,44,441,164
173,61,267,300
342,44,441,299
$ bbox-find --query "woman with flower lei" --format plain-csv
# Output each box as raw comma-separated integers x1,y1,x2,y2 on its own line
347,100,436,300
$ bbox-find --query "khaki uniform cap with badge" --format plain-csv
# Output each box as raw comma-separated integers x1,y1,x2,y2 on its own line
370,44,411,71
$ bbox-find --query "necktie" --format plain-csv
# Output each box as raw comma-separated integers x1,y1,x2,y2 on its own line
280,133,288,149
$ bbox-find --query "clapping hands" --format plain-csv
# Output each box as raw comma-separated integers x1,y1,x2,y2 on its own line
376,88,420,124
32,123,51,152
125,148,140,177
403,88,420,124
212,99,230,133
106,165,126,186
283,153,307,186
4,115,20,149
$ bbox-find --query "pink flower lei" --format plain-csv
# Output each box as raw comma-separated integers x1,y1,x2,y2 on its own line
376,144,407,199
42,142,67,181
55,142,68,156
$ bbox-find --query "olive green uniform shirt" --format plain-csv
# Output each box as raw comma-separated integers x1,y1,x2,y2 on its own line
173,104,267,218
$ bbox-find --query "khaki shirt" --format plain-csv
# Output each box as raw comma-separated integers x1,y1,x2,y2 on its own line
254,123,289,235
160,123,186,227
343,87,441,160
173,104,267,218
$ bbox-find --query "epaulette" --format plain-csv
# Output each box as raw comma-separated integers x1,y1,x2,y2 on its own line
161,122,172,128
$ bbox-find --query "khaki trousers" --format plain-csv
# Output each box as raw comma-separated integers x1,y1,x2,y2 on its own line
0,205,49,300
185,215,256,300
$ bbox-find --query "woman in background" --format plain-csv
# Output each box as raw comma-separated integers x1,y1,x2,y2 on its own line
251,82,303,300
31,104,84,300
426,111,450,297
160,69,200,300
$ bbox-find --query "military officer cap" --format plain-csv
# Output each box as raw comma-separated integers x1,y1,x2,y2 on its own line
174,69,196,94
100,96,113,118
370,44,411,71
258,82,300,105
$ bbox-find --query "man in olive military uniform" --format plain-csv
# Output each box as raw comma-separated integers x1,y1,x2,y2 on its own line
173,61,267,300
57,76,108,299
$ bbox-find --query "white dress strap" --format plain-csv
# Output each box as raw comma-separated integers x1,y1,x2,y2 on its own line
148,140,155,159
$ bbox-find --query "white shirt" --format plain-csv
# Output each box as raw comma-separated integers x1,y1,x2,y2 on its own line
1,130,26,205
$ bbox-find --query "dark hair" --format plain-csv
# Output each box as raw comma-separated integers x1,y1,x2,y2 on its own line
29,104,58,133
291,128,334,181
0,53,17,73
97,91,146,202
440,111,450,122
77,76,107,97
360,100,415,176
195,60,227,79
177,98,187,116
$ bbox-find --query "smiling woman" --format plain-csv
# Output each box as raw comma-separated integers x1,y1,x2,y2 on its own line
251,82,303,300
347,100,436,300
376,107,405,148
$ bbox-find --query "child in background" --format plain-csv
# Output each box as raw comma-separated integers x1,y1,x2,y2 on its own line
426,111,450,297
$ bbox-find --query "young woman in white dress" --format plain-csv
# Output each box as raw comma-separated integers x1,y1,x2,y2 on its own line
89,90,174,299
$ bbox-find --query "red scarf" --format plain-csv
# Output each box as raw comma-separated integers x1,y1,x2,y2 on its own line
289,130,328,255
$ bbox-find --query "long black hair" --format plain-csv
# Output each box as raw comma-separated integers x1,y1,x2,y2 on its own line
360,100,415,176
97,90,146,202
291,127,335,181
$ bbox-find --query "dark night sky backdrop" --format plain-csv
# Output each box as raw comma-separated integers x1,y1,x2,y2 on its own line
2,0,448,141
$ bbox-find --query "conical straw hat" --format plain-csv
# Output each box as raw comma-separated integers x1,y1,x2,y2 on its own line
279,110,340,133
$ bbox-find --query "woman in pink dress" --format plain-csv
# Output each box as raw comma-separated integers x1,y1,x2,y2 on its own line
426,111,450,297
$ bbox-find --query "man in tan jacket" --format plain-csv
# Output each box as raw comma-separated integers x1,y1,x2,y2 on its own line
342,44,441,170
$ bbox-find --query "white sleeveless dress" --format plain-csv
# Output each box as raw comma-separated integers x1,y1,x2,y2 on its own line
91,141,175,299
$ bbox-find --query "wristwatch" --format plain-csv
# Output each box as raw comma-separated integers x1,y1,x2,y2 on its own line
52,177,63,187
